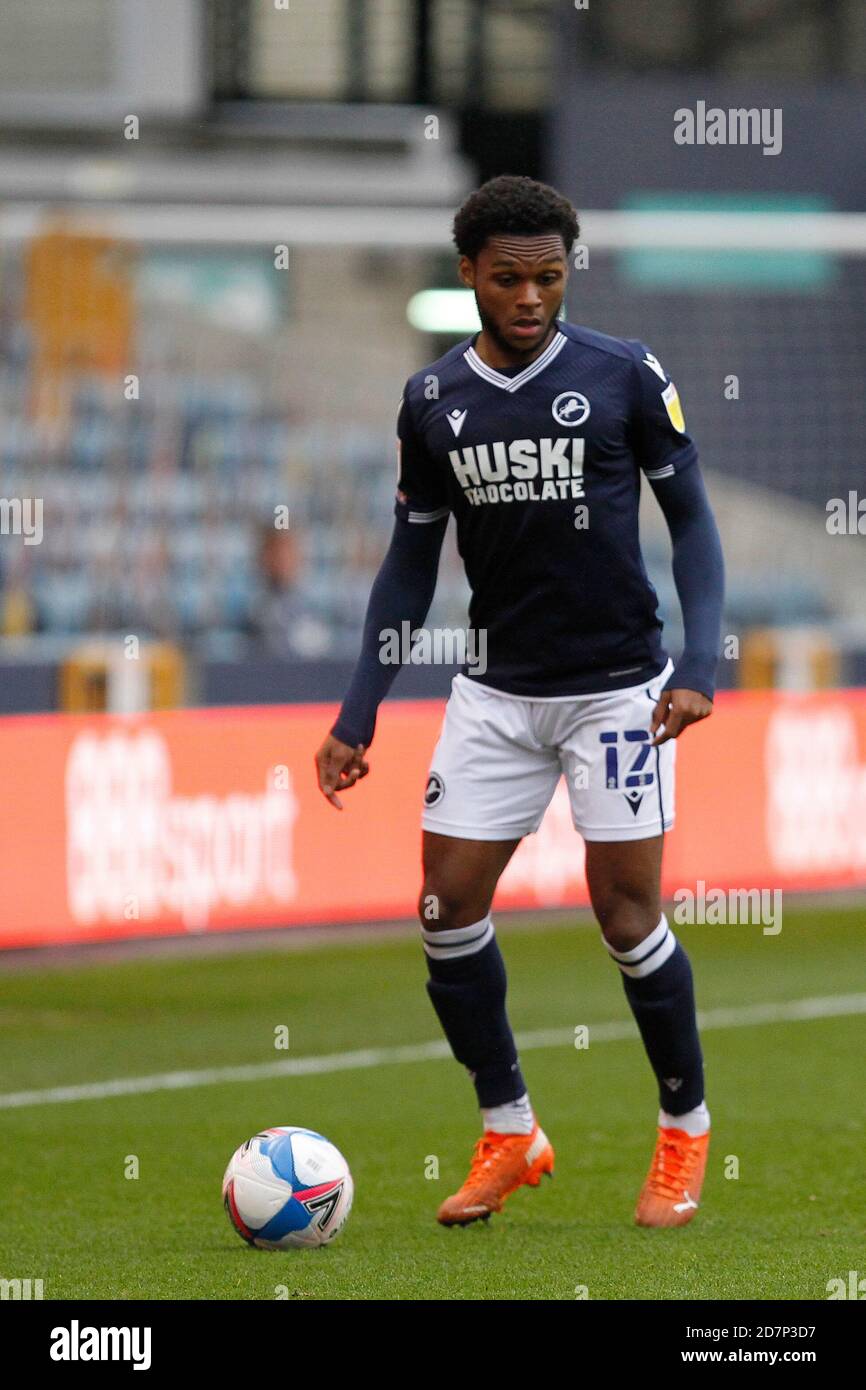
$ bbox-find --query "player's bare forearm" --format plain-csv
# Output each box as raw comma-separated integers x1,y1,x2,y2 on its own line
314,734,369,809
650,687,712,746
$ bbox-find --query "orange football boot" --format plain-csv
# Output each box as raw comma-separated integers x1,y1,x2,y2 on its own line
635,1125,710,1228
437,1121,555,1227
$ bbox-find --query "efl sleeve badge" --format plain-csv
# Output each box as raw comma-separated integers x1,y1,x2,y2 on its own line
661,381,686,433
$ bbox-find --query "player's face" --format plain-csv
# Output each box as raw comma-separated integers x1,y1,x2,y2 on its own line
459,234,568,360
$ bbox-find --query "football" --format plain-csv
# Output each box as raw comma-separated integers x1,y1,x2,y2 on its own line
222,1126,353,1250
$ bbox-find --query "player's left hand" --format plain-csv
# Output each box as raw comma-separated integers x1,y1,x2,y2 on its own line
314,735,370,809
650,687,712,746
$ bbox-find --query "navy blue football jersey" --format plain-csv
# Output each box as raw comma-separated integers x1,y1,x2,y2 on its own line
394,320,698,697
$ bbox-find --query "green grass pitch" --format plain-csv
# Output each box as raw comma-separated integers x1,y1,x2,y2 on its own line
1,904,863,1301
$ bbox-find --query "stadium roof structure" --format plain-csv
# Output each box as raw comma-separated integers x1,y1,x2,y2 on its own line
0,101,472,250
0,102,469,203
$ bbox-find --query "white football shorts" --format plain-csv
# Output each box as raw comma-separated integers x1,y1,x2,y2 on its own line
421,659,676,842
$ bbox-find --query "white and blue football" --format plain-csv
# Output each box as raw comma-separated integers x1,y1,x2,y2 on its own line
222,1126,353,1250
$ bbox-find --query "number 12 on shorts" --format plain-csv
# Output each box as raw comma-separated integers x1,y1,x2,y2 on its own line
600,730,655,791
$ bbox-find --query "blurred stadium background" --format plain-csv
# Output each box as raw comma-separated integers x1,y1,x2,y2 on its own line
0,0,864,936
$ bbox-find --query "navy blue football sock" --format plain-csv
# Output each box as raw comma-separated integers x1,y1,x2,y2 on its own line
423,916,526,1108
606,914,705,1115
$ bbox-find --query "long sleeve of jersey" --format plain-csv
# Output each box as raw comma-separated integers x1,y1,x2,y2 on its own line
330,512,447,749
627,340,725,701
649,464,725,700
332,385,450,749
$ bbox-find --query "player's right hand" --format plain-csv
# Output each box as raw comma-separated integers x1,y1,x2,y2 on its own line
314,735,369,810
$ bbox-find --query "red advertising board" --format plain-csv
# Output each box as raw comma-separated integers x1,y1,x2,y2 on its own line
1,690,865,948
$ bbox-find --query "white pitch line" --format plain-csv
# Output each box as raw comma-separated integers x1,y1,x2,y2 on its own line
2,992,865,1112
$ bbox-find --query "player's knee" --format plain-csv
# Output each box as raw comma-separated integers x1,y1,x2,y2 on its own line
417,881,488,933
594,890,660,953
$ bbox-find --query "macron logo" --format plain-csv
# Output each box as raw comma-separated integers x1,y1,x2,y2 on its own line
50,1321,152,1371
643,353,667,383
446,408,468,438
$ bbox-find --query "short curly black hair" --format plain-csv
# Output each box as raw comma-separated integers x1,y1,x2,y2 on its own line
452,175,579,261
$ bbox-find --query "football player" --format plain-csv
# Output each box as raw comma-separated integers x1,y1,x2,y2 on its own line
315,176,724,1229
